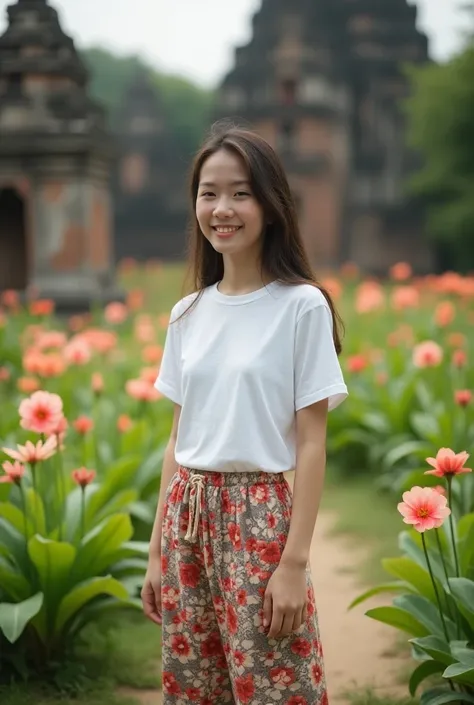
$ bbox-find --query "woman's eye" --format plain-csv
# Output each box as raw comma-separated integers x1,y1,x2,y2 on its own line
235,191,250,197
201,192,215,197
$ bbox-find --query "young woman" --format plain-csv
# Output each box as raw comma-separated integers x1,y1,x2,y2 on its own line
141,124,348,705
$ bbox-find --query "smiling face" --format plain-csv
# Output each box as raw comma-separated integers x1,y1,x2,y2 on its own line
195,148,266,260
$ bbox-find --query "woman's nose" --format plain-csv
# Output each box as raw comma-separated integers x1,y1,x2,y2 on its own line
213,198,234,217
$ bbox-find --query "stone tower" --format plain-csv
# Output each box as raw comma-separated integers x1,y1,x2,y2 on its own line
215,0,434,274
114,68,188,262
0,0,122,310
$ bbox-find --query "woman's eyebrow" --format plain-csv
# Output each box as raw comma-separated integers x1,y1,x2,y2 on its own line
199,180,250,187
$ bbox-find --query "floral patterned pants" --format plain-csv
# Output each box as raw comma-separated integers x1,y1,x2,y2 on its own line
160,466,328,705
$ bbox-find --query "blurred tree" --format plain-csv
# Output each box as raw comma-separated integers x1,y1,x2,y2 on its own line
404,45,474,271
81,47,214,159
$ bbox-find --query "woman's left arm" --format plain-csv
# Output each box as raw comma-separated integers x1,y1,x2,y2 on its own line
263,398,328,639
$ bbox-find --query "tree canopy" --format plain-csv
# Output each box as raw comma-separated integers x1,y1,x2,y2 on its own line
404,45,474,271
81,47,214,159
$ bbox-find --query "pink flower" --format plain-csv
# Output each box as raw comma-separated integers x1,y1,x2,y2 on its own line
0,461,26,484
454,390,472,407
397,486,451,532
2,436,57,464
91,372,104,394
412,341,443,368
425,448,472,478
18,390,64,435
104,302,128,325
125,379,161,402
71,467,96,487
63,338,92,365
73,416,94,435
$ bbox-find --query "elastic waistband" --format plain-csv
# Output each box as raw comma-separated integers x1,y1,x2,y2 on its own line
178,465,286,486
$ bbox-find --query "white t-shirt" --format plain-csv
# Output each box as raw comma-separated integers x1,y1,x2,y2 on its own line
154,280,348,473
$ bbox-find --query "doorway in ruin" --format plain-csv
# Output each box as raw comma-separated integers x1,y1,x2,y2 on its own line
0,187,28,291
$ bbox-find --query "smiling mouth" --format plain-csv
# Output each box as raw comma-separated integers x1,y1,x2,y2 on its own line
212,226,242,234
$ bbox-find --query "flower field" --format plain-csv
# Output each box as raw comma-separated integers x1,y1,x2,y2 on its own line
0,260,473,702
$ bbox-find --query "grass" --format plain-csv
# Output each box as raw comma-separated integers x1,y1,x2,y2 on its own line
345,689,418,705
321,472,403,584
0,612,161,705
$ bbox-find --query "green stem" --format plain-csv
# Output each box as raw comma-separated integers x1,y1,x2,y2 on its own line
434,530,454,615
421,533,450,643
56,440,66,542
80,488,85,540
29,462,38,534
447,478,460,577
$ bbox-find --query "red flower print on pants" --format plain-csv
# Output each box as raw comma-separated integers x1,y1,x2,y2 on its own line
162,672,181,695
235,673,255,703
259,540,281,564
179,562,200,588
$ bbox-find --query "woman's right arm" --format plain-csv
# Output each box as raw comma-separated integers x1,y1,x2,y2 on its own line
141,403,181,624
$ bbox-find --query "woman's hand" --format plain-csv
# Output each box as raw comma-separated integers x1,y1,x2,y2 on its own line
263,561,307,639
141,558,162,626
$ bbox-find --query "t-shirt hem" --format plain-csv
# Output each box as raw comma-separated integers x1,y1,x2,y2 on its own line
295,383,348,412
154,378,181,405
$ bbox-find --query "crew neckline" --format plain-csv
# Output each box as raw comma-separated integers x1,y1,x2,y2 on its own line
210,280,280,305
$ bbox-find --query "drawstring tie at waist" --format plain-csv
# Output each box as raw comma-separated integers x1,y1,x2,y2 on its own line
183,473,205,542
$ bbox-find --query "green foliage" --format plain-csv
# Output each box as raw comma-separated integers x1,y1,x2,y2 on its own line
404,46,474,270
352,478,474,702
81,46,214,157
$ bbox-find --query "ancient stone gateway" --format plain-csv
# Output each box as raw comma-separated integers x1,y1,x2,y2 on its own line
0,0,123,312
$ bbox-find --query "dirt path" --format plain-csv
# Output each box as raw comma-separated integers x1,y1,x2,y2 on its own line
120,511,409,704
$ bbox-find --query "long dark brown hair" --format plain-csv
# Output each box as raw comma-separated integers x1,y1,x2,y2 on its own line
178,121,343,354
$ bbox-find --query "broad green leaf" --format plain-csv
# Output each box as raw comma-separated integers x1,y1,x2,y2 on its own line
443,662,474,684
420,687,474,705
457,513,474,540
348,582,412,610
409,660,446,696
382,557,440,603
449,578,474,630
410,412,440,441
24,488,46,536
128,500,155,525
0,518,29,574
383,441,431,470
458,518,474,575
63,485,100,543
135,445,166,492
0,503,33,538
95,489,138,523
365,606,429,637
0,592,43,644
72,514,133,580
55,576,128,634
399,531,446,583
410,636,456,665
27,536,77,634
0,557,30,601
394,594,456,638
85,457,141,521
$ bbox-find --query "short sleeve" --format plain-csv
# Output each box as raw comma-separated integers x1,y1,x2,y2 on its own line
294,303,348,412
154,305,183,405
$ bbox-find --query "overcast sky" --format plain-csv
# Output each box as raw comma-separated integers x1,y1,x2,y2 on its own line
0,0,467,88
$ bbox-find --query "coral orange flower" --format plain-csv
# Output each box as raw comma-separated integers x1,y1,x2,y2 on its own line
140,367,158,385
0,366,10,381
1,289,20,309
425,448,471,478
36,330,68,351
63,338,92,365
142,344,163,365
29,299,55,317
355,282,385,314
158,314,170,329
455,390,472,407
104,302,128,325
127,288,145,311
0,460,26,484
412,341,443,368
19,390,64,435
346,354,368,373
73,416,94,434
389,262,412,281
92,372,104,394
434,301,455,327
321,277,342,300
391,286,419,311
2,436,57,464
117,414,133,433
17,377,41,394
452,349,467,368
71,467,96,487
126,379,161,402
397,486,451,532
